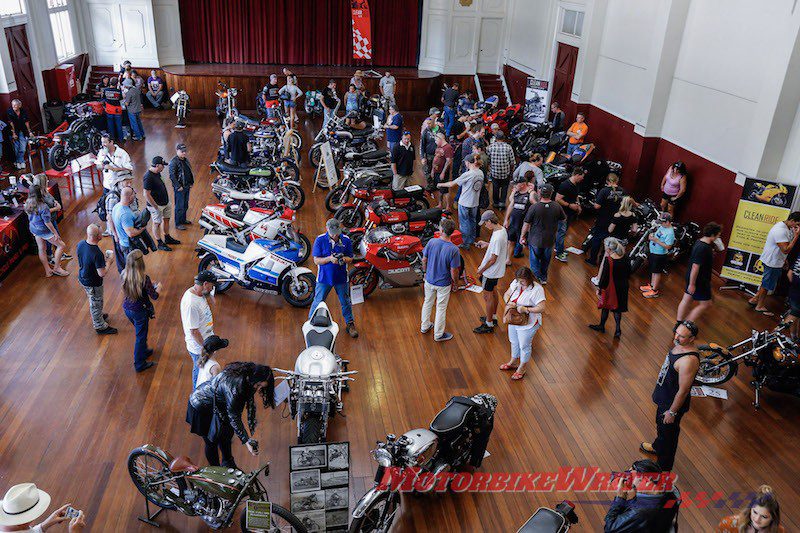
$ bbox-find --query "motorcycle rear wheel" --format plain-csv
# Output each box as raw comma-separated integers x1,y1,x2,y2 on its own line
278,159,301,182
198,254,234,293
280,182,305,210
48,145,69,171
348,491,399,533
299,416,324,444
282,272,315,307
695,352,736,385
325,186,349,213
127,448,187,511
88,131,102,155
350,267,379,297
335,206,365,229
239,502,307,533
309,145,322,168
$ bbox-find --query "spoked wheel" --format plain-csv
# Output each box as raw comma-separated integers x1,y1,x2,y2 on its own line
350,267,379,297
335,206,365,229
198,255,234,293
325,186,349,212
309,145,322,167
48,145,69,171
695,352,736,385
282,272,316,307
280,182,305,210
348,492,399,533
290,130,302,150
127,448,186,510
278,159,301,182
239,502,307,532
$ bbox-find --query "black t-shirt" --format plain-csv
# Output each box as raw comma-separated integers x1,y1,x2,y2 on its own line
595,186,625,227
226,130,250,165
686,240,714,289
322,87,338,108
524,200,566,248
263,82,280,100
77,240,105,287
6,108,29,134
551,110,566,131
391,143,415,176
610,213,636,239
143,170,169,206
442,87,459,108
449,119,466,140
557,179,580,218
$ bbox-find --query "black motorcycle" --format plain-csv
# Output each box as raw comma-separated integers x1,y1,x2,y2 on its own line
349,393,497,533
517,501,579,532
627,206,699,274
48,103,102,171
695,321,800,409
509,122,551,156
309,114,382,169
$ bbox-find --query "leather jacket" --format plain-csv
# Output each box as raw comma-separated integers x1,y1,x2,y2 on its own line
190,371,257,444
603,491,679,533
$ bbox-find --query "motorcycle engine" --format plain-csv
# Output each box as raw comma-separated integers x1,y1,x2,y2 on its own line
186,489,232,529
257,177,271,189
389,223,407,234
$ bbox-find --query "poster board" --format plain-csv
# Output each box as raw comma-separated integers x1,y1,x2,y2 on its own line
523,78,550,124
314,141,338,191
720,177,797,286
289,442,350,532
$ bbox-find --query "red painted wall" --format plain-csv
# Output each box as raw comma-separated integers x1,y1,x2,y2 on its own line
503,63,528,104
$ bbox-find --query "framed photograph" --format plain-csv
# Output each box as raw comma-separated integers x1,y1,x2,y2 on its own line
326,509,349,528
291,444,328,470
327,442,349,470
325,487,349,509
295,510,325,533
320,470,349,488
291,490,325,513
290,469,321,493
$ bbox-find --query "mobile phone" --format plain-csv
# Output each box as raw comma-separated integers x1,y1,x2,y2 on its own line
65,506,80,519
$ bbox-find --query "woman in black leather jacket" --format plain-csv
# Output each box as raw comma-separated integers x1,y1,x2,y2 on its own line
187,362,275,468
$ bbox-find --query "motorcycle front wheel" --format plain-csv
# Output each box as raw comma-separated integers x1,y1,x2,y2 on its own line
127,448,187,511
89,131,102,155
335,206,365,229
239,503,307,533
282,272,315,307
278,159,301,182
299,416,324,444
695,352,736,385
309,144,322,168
325,186,349,213
350,267,379,297
48,145,69,171
348,492,399,533
280,182,306,210
294,232,311,265
198,255,234,293
412,197,430,211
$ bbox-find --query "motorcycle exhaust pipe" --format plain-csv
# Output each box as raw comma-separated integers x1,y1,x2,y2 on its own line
209,266,234,282
198,218,215,231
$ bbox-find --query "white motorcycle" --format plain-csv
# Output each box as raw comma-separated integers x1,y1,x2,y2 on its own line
171,89,190,128
275,302,356,443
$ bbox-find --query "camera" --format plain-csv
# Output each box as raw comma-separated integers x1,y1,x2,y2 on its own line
331,252,344,265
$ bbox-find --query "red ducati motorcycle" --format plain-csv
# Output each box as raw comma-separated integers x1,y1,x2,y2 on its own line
349,229,463,297
334,184,430,228
483,103,523,133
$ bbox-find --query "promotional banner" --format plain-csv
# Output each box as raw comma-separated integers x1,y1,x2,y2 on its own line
523,77,550,123
351,0,372,60
720,177,797,286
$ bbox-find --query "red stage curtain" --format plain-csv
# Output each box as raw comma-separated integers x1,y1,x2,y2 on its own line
179,0,419,67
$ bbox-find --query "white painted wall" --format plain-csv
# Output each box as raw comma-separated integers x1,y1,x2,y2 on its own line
504,0,555,77
153,0,184,66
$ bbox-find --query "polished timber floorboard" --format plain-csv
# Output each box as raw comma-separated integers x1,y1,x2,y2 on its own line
0,110,797,532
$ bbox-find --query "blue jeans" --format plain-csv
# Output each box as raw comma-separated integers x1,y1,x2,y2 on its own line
323,107,335,129
12,131,26,164
387,141,398,152
567,143,579,156
555,219,569,255
106,113,123,142
124,307,150,371
309,282,354,324
458,204,478,246
174,186,190,225
128,110,144,139
146,91,164,107
529,245,552,281
513,242,523,257
189,351,201,388
442,106,455,137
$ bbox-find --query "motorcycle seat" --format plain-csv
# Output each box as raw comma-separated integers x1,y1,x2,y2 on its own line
353,174,392,189
409,208,443,222
225,236,248,254
350,127,374,138
224,205,247,222
517,507,566,532
306,330,334,350
216,161,250,175
344,149,389,162
430,400,472,435
169,456,199,473
394,185,424,199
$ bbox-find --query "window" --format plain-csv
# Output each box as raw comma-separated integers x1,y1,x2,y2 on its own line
560,8,584,37
48,0,76,61
0,0,25,17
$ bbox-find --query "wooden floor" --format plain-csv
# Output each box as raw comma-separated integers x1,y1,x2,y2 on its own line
1,110,797,532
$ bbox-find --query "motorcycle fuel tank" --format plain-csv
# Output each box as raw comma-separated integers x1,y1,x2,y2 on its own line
188,466,247,499
295,346,340,377
401,428,439,468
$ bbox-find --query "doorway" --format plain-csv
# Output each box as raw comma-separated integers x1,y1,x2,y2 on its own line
551,42,579,120
5,24,41,129
477,18,503,74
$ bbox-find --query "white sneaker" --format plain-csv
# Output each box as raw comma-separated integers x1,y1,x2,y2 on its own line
101,229,111,237
591,275,600,287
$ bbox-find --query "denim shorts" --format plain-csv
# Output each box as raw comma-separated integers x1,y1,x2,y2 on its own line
760,265,782,292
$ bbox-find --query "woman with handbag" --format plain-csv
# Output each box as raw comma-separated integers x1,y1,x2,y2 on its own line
500,267,546,380
121,249,160,372
589,237,630,338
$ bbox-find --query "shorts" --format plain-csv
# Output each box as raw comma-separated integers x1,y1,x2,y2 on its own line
481,276,499,291
760,265,782,292
662,192,678,205
285,101,296,109
649,252,668,274
147,202,172,224
31,229,55,241
685,284,712,302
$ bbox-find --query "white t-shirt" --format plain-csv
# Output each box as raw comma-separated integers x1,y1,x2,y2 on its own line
196,357,221,387
96,145,133,190
454,168,484,208
180,289,214,354
480,227,508,279
507,279,546,328
379,75,396,96
761,221,793,268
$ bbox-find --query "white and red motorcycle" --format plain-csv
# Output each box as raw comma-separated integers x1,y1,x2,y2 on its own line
198,201,311,264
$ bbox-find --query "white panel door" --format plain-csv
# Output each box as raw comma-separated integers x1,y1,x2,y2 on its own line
87,2,123,65
477,17,503,73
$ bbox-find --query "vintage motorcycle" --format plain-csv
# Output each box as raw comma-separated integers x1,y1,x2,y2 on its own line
196,234,315,307
210,163,305,210
517,501,580,533
215,81,238,121
349,393,497,533
349,229,463,297
509,122,551,156
127,444,306,531
172,89,190,128
47,102,103,171
333,184,430,227
345,202,450,253
694,321,800,409
309,117,383,168
324,163,394,212
304,90,323,118
275,302,356,443
625,201,699,273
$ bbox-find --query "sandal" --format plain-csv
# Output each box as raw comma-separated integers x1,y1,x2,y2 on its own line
499,363,518,371
51,269,70,277
511,371,526,380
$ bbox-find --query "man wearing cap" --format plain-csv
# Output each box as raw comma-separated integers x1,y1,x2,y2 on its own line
486,131,516,209
0,483,86,532
379,71,396,108
520,183,565,284
474,211,508,333
420,107,442,189
641,213,676,299
143,156,180,252
169,143,194,230
225,120,251,166
105,172,136,270
439,154,485,249
311,219,358,338
390,130,415,190
181,271,218,388
384,104,403,152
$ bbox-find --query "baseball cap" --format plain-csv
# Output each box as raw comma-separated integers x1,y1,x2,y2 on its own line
326,218,342,236
539,183,555,197
464,154,477,165
195,270,217,285
429,107,441,115
176,143,187,151
659,212,672,222
203,334,229,354
494,131,505,140
151,156,166,166
479,210,499,226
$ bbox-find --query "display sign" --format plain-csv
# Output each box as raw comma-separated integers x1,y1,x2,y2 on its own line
351,1,372,60
245,500,272,531
720,177,797,286
523,77,550,123
289,442,350,532
320,141,338,188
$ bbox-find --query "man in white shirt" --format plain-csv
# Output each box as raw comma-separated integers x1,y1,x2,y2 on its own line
0,483,86,532
474,210,508,333
96,133,133,192
438,154,485,249
748,211,800,314
379,71,396,107
181,271,217,388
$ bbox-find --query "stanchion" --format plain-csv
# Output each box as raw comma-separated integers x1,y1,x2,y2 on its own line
137,494,164,527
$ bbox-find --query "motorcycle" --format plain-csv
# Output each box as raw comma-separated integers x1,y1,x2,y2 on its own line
349,229,463,297
325,165,394,213
625,200,699,273
334,184,430,228
483,103,524,133
349,393,497,533
322,150,393,205
694,321,800,409
47,102,103,171
172,89,190,128
509,122,551,156
345,201,450,252
127,444,306,531
304,90,323,118
196,234,315,307
274,302,357,443
748,182,789,206
517,501,579,533
216,81,238,121
309,116,383,168
198,202,311,264
240,111,303,152
210,162,305,210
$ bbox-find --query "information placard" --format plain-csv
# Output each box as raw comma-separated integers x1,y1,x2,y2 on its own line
289,442,350,532
523,77,550,123
245,500,272,531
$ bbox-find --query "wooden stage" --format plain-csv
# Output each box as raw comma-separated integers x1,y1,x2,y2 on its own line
1,109,798,531
163,64,474,112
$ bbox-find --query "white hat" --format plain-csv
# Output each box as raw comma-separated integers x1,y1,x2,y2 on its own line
0,483,51,526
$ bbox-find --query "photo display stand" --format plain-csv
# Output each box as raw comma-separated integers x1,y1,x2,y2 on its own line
289,442,351,532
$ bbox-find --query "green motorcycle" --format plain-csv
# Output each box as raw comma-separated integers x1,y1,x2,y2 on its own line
128,445,306,532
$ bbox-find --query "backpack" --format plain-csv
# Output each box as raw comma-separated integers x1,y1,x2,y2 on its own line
95,189,119,222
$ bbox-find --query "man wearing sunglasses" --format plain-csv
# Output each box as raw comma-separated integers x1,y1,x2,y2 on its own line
603,459,680,532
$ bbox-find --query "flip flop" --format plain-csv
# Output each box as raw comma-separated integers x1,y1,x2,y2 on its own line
756,309,775,316
511,371,526,380
51,270,70,277
499,363,518,371
747,301,757,308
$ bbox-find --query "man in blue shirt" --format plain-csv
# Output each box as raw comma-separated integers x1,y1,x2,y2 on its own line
310,218,358,338
111,186,145,259
420,219,461,342
641,212,676,299
384,105,403,152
